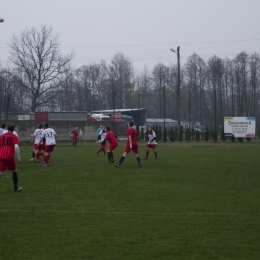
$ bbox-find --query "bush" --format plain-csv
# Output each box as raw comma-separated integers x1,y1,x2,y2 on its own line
246,137,251,142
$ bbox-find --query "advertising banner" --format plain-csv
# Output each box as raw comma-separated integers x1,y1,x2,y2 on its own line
224,117,255,138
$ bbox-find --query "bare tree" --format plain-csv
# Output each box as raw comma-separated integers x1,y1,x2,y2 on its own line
110,52,134,109
9,25,74,111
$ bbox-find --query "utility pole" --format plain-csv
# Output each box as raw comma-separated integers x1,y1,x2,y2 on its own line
177,46,181,133
170,47,181,133
189,89,191,142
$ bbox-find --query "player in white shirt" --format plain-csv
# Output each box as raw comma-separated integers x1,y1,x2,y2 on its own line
144,126,158,160
2,129,18,136
0,124,6,135
31,124,44,163
96,126,107,155
39,123,57,167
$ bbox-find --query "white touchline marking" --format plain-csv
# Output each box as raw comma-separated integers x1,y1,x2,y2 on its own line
0,209,253,215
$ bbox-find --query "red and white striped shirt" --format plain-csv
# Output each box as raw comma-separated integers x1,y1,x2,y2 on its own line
0,132,19,160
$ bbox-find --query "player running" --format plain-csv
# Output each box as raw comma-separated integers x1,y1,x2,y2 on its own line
39,123,57,167
96,126,107,155
31,124,44,163
115,122,142,167
144,126,158,160
102,126,118,163
0,124,22,191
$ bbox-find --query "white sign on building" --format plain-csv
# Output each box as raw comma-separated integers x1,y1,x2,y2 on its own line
224,117,255,138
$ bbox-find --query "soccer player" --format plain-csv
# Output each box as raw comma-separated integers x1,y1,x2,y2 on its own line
28,148,35,162
2,128,18,136
31,124,44,163
39,123,57,167
71,127,78,148
96,125,103,143
0,124,22,191
144,126,158,160
102,126,118,163
115,122,142,167
0,123,6,135
96,126,107,155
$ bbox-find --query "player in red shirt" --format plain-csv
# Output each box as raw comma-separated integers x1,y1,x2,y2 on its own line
0,124,22,191
71,127,78,148
115,122,142,167
102,126,118,163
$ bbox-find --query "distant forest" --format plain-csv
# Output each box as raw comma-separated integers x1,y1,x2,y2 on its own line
1,25,260,130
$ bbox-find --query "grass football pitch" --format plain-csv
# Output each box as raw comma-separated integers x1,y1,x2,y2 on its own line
1,140,260,260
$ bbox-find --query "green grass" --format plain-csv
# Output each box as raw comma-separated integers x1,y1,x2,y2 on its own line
1,140,260,260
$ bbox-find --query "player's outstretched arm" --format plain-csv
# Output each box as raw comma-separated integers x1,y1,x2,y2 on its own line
15,144,21,162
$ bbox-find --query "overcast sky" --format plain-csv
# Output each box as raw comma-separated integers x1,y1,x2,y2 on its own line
1,0,260,72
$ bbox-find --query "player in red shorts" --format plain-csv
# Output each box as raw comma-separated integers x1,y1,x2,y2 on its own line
102,126,118,163
39,123,57,167
144,126,158,159
115,122,142,167
31,124,45,163
0,124,22,191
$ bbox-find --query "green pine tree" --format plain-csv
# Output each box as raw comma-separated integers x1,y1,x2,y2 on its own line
163,126,167,142
179,126,183,142
136,124,140,141
204,127,209,142
186,128,191,142
213,130,218,142
221,127,226,142
140,127,144,141
174,127,178,141
195,130,200,141
169,127,175,142
191,127,195,141
145,127,149,141
158,125,162,141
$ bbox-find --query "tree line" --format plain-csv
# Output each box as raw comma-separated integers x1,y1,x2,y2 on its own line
1,25,260,131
